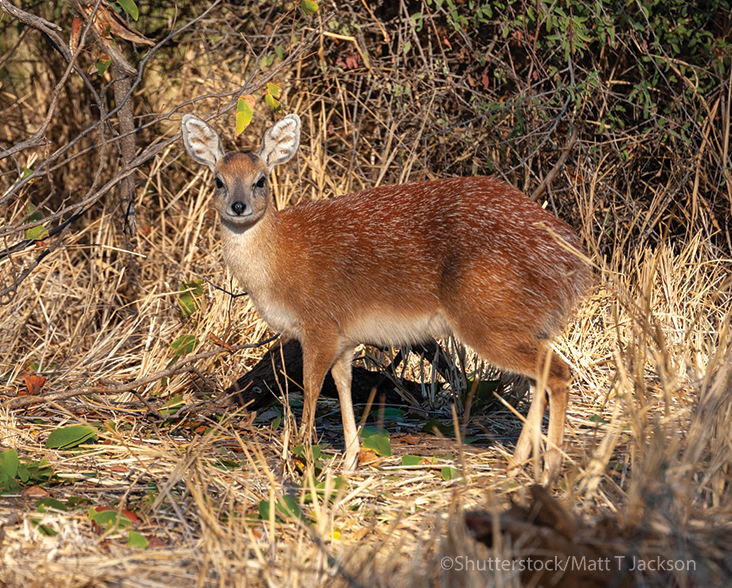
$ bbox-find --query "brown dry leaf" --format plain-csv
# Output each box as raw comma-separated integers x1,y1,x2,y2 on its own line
22,375,46,396
22,486,50,499
70,16,82,54
146,536,168,548
77,2,155,46
239,94,256,110
398,433,422,445
358,447,380,465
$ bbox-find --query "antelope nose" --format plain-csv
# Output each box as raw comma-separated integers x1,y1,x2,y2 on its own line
231,201,247,215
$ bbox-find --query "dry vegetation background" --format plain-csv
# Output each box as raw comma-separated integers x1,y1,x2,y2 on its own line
1,0,732,586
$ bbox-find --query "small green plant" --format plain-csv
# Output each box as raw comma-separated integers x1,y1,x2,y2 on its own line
1,449,59,493
292,444,327,473
88,506,137,534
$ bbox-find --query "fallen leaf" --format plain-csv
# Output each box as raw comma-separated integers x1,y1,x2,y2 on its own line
358,448,380,465
146,536,168,548
398,433,422,445
22,375,46,396
22,486,50,499
94,506,140,525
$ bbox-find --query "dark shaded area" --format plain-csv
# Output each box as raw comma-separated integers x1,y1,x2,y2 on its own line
226,338,451,412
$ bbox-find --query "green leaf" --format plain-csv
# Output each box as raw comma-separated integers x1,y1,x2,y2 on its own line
292,444,323,461
292,444,325,471
235,97,254,136
66,496,93,509
19,457,54,485
272,412,282,430
265,93,281,113
26,203,42,222
301,0,319,16
277,494,304,520
259,495,307,522
306,475,343,503
161,394,184,418
170,334,200,358
422,419,454,436
117,0,139,20
17,462,30,483
88,507,133,531
463,378,500,409
360,428,392,457
32,520,58,536
266,82,282,99
258,499,272,520
24,224,48,240
128,531,149,548
35,497,68,512
441,466,461,481
24,204,49,241
44,425,96,450
0,449,19,479
0,473,20,493
96,54,111,76
179,279,204,318
401,454,424,467
380,407,403,421
215,458,240,470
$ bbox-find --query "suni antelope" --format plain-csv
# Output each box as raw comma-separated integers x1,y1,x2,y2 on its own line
182,113,590,482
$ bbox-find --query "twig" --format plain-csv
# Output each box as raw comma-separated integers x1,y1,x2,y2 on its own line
531,124,579,202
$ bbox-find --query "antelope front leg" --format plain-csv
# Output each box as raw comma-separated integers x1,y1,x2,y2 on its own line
300,340,336,457
330,348,359,470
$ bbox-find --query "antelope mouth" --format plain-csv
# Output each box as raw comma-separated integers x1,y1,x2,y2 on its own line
219,210,259,230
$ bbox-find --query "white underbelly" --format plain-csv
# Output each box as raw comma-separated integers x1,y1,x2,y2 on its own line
343,311,451,347
252,294,451,347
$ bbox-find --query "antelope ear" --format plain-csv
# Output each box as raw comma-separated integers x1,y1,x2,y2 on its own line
259,114,301,171
182,115,225,172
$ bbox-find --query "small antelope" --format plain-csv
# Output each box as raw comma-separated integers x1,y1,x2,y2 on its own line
182,113,590,482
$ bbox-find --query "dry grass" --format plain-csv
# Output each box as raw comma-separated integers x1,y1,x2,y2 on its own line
1,1,732,586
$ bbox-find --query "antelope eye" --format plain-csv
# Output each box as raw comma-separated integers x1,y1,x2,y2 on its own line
215,176,224,190
255,176,266,189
